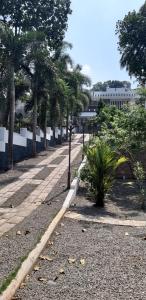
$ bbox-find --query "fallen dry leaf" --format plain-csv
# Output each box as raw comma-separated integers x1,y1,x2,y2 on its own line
25,275,30,281
48,241,54,246
16,231,22,236
59,268,65,274
80,259,86,266
20,282,26,289
38,277,47,282
24,230,30,235
68,257,76,264
39,255,53,262
53,275,59,281
34,265,40,271
55,232,61,236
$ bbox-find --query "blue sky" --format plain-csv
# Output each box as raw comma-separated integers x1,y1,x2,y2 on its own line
65,0,145,88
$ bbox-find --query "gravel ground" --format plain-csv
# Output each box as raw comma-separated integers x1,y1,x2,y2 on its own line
16,218,146,300
15,177,146,300
0,152,82,285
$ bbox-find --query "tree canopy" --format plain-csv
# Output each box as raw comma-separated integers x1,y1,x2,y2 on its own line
116,1,146,84
92,80,131,91
0,0,72,49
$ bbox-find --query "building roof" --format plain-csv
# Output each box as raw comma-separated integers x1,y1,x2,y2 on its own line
80,112,96,118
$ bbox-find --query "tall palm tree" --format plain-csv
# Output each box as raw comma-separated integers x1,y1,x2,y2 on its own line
22,32,57,156
0,22,27,168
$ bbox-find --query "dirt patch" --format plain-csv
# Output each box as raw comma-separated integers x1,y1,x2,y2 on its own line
71,180,146,221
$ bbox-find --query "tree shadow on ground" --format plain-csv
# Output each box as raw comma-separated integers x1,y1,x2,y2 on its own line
74,181,146,219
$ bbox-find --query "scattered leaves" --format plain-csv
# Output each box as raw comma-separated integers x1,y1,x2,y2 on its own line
55,232,61,236
34,265,40,272
20,282,26,289
48,241,54,246
53,275,59,281
80,259,86,266
39,255,53,262
38,277,47,282
16,231,22,236
59,268,65,274
24,230,30,235
68,258,76,264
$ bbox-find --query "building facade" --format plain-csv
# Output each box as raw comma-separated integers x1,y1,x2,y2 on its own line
90,87,138,110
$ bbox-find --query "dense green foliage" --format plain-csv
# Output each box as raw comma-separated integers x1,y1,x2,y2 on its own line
0,0,92,166
116,1,146,84
92,80,131,91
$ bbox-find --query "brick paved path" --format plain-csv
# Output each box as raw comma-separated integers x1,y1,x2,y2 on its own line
0,134,89,237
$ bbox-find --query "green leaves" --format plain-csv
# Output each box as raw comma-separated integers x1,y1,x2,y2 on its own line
116,2,146,83
81,138,127,207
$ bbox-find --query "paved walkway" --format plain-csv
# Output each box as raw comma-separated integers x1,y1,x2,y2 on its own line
0,134,88,237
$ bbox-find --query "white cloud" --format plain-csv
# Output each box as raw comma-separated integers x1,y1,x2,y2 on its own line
81,64,92,78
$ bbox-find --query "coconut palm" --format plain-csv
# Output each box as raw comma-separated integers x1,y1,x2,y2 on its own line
0,22,29,168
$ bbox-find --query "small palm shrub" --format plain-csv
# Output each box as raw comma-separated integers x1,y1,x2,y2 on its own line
133,161,145,209
80,138,127,207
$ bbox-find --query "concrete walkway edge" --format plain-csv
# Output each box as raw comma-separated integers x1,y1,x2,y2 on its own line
0,158,86,300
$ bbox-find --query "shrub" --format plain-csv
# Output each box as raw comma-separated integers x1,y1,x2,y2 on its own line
81,138,127,207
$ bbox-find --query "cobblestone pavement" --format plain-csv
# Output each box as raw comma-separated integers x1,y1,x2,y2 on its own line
0,134,88,237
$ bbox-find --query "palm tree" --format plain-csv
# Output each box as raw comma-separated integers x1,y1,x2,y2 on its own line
22,32,57,156
0,22,27,168
81,138,127,207
64,65,91,134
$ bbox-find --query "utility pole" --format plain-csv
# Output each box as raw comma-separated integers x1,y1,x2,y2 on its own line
67,125,73,190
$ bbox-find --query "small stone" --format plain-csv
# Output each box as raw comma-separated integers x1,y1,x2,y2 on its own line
125,232,129,236
82,228,87,233
16,231,22,236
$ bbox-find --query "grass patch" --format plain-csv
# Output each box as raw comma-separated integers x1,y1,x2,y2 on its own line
0,256,27,294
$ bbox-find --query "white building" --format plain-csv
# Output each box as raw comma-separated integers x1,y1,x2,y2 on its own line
91,87,138,109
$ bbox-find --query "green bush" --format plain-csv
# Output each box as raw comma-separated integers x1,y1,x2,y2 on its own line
81,138,127,207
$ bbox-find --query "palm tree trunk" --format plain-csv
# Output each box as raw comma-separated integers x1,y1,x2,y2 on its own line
66,104,69,141
95,190,105,208
43,102,47,150
8,63,15,169
32,90,37,157
3,95,10,128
